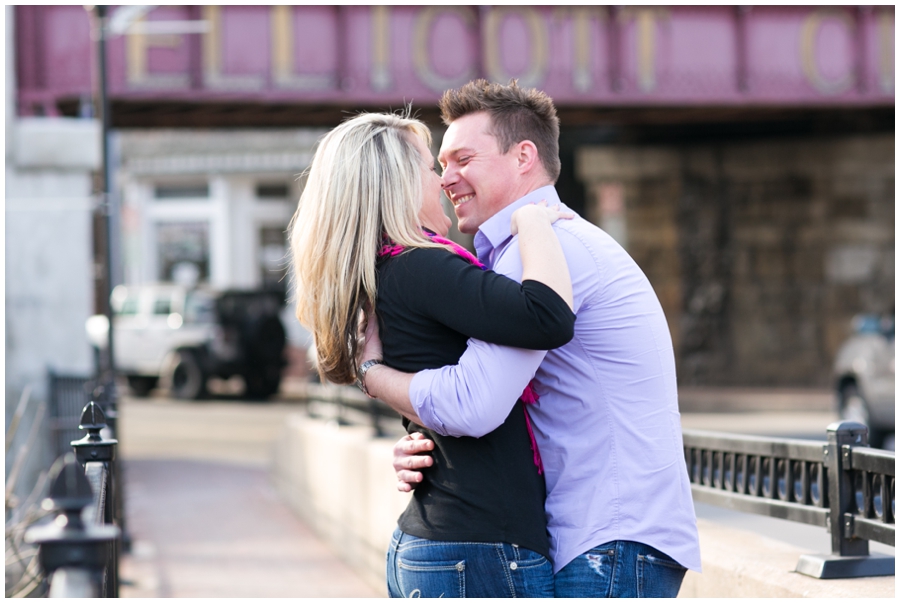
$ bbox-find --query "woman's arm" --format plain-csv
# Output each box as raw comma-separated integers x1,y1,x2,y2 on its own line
511,201,574,311
384,248,574,351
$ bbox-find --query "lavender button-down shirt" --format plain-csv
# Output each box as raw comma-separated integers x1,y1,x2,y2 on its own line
410,185,702,574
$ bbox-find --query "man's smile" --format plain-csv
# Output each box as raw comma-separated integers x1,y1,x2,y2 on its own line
451,193,475,207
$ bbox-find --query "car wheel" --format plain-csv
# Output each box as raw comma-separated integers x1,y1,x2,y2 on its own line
168,351,207,400
127,376,158,397
840,383,886,448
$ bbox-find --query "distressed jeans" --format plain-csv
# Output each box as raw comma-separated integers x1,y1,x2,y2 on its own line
554,540,687,598
386,528,554,598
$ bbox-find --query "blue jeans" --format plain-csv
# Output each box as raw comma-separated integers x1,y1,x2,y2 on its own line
554,540,687,598
386,528,554,598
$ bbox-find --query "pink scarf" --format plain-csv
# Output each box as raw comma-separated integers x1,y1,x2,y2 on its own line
379,232,544,474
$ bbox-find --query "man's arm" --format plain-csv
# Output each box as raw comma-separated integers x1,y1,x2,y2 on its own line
362,338,546,438
360,290,546,435
363,364,418,424
358,309,421,425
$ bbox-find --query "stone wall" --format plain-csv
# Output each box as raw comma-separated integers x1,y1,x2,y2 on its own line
271,414,409,596
577,133,894,387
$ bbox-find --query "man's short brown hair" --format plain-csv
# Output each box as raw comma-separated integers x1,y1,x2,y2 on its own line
439,79,561,183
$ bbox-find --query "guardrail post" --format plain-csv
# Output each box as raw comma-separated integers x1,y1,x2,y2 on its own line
70,401,120,596
90,384,130,554
71,401,117,467
24,454,120,597
795,421,894,578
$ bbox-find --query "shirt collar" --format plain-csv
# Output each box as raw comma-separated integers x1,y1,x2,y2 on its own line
474,185,562,262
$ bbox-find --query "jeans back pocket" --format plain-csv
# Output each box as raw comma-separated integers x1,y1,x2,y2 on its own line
396,558,466,598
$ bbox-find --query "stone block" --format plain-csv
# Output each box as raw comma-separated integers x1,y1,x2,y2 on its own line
13,117,100,170
577,146,679,181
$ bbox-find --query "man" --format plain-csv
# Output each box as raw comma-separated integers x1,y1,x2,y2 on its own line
360,79,700,597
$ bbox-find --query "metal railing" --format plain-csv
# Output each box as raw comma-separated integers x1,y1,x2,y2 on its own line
25,402,121,597
304,383,403,438
684,421,894,578
310,390,894,579
47,370,96,458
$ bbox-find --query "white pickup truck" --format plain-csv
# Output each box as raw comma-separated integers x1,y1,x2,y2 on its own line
88,284,286,400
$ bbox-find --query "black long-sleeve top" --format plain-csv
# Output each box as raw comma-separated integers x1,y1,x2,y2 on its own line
375,246,575,558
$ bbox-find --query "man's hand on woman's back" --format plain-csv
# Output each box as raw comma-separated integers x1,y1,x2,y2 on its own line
393,432,435,492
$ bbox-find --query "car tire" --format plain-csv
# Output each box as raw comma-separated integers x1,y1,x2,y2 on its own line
840,383,886,449
127,376,158,397
168,350,207,400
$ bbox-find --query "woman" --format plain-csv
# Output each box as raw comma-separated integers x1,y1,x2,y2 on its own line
289,112,573,597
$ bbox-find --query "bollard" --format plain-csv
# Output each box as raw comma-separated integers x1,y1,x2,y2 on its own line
795,421,894,578
70,401,121,596
24,454,120,597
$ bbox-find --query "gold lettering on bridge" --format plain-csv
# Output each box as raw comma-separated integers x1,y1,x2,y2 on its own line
619,8,668,93
126,13,188,89
877,10,894,93
553,7,608,92
800,10,854,95
483,7,549,88
371,6,392,91
413,7,478,93
271,6,334,90
203,6,263,90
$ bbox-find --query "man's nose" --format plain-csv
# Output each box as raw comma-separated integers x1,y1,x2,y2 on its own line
440,166,456,190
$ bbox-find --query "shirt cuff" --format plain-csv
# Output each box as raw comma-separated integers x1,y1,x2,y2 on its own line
410,369,450,436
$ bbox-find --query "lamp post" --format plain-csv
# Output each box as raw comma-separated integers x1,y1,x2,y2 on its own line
88,5,118,416
85,5,208,400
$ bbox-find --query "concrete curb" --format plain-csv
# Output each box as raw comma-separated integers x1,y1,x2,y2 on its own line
681,519,894,598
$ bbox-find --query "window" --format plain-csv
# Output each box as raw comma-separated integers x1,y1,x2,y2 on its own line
156,222,210,284
256,183,290,199
155,183,210,199
153,296,172,315
184,291,216,324
116,296,140,316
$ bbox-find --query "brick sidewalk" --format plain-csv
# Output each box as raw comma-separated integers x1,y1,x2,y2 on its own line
119,458,381,598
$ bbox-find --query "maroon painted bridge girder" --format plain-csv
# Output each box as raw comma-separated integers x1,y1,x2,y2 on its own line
14,5,895,117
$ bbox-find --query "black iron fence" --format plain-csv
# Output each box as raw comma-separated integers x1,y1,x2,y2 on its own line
684,421,894,578
25,401,121,597
304,383,403,438
47,370,96,459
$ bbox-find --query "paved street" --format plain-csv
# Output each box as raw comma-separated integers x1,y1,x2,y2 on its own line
117,396,380,598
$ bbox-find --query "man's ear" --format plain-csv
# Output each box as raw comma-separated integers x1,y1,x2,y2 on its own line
514,140,539,174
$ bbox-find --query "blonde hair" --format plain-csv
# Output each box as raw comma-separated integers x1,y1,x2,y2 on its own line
289,112,446,384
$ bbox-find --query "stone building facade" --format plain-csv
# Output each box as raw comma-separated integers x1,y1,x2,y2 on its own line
578,133,894,387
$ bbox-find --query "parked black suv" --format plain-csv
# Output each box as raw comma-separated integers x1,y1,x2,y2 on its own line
88,285,286,400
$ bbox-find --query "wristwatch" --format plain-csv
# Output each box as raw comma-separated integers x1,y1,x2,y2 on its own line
356,359,384,398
